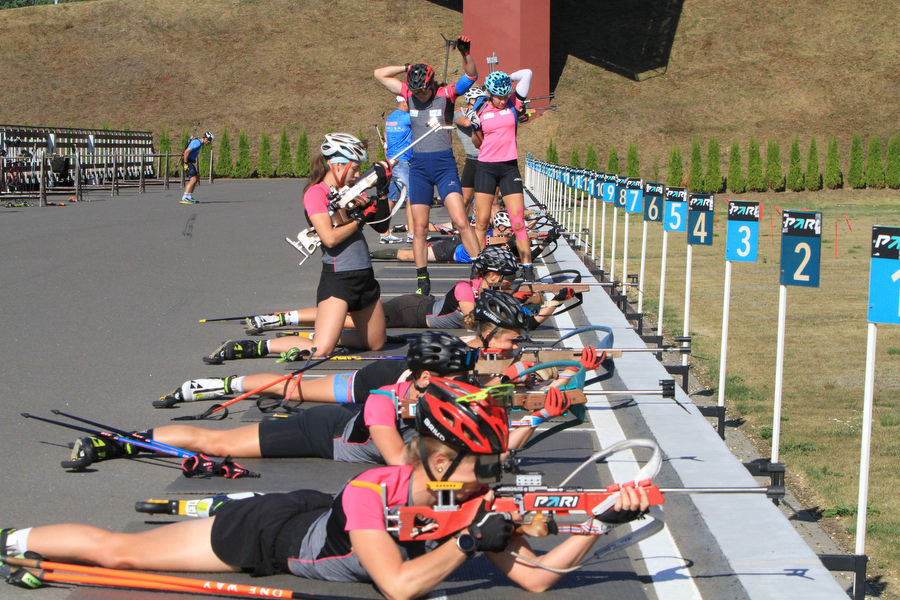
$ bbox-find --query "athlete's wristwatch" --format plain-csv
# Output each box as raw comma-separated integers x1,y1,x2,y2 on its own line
455,532,476,559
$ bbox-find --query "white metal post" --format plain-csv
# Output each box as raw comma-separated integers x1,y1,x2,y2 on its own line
682,243,693,366
638,220,648,313
771,284,788,463
658,230,669,336
717,260,733,408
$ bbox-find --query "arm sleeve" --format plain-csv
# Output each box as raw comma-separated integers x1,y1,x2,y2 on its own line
509,68,532,100
452,73,477,97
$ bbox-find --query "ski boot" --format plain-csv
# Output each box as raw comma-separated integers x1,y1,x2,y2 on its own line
245,313,286,335
203,340,267,365
521,264,536,282
63,435,143,470
154,376,237,408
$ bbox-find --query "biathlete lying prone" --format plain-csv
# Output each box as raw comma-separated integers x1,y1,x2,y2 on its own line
66,333,574,471
2,387,649,598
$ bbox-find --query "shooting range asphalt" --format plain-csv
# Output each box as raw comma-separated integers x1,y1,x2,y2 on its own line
0,180,848,599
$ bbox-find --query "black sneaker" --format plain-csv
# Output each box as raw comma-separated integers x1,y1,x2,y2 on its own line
203,340,266,364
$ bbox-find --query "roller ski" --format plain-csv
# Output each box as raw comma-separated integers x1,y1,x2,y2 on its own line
202,339,268,364
154,376,237,408
135,492,264,517
244,312,290,335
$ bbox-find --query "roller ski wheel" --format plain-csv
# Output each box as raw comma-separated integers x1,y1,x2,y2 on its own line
153,389,184,408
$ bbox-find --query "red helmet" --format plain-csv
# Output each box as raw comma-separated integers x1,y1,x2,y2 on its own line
416,377,509,455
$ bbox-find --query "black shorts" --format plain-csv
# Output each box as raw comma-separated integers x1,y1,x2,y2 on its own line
382,294,434,328
210,489,333,576
184,162,198,179
430,236,462,262
352,358,410,402
258,405,361,458
474,160,523,197
460,156,478,189
317,267,381,313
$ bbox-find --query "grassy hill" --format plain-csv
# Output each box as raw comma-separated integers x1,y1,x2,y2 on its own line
1,0,897,176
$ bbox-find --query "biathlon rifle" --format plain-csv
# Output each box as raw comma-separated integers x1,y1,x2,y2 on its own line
287,116,451,267
386,439,666,569
21,411,259,478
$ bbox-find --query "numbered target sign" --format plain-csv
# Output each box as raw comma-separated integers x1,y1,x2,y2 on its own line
614,176,628,208
779,210,822,287
868,226,900,324
725,200,760,262
663,187,688,232
687,194,715,245
564,169,572,187
575,171,585,191
625,178,643,214
587,173,600,198
601,173,617,204
643,182,664,222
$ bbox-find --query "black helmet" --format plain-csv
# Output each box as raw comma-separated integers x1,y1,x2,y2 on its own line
473,290,532,331
406,63,435,92
416,378,509,455
472,246,519,277
407,331,476,374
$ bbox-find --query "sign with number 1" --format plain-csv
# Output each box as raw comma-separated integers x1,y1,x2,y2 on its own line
868,225,900,324
726,200,760,262
779,210,821,287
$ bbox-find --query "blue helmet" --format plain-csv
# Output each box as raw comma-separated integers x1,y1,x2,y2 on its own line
484,71,512,97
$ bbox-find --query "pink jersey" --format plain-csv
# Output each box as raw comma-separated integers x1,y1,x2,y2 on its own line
363,381,412,429
476,96,524,163
343,464,415,531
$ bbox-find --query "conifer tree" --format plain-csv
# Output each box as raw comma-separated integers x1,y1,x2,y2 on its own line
294,131,310,177
197,142,212,179
158,127,171,175
256,132,273,178
174,128,190,173
276,127,293,177
666,145,683,187
747,137,765,192
727,140,746,194
546,139,558,163
233,131,253,178
865,135,884,188
703,138,722,193
626,142,640,178
824,135,842,189
569,146,581,168
584,144,599,172
786,135,804,192
847,132,865,189
804,137,821,191
688,139,703,191
357,129,370,172
215,127,232,178
607,146,620,174
885,134,900,189
765,139,783,191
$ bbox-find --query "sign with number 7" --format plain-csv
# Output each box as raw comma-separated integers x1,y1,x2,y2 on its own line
779,210,821,287
868,225,900,324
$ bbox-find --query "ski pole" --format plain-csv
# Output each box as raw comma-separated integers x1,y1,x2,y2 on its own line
2,555,363,600
172,349,341,420
199,311,287,324
21,412,193,458
50,409,189,457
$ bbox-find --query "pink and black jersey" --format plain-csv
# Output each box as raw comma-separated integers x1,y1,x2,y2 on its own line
426,278,482,329
476,96,524,163
333,382,417,463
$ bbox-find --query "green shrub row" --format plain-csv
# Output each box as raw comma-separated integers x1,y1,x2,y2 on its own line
554,133,900,192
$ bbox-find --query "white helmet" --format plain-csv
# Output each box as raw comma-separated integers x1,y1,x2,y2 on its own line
464,86,489,103
203,131,215,142
492,210,512,229
321,133,367,163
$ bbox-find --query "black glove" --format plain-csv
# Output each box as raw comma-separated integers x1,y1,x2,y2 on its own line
456,35,471,55
348,207,367,228
374,160,392,197
552,286,577,303
468,501,513,552
595,503,645,525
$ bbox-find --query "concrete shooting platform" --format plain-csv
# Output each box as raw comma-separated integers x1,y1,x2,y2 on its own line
0,180,848,599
